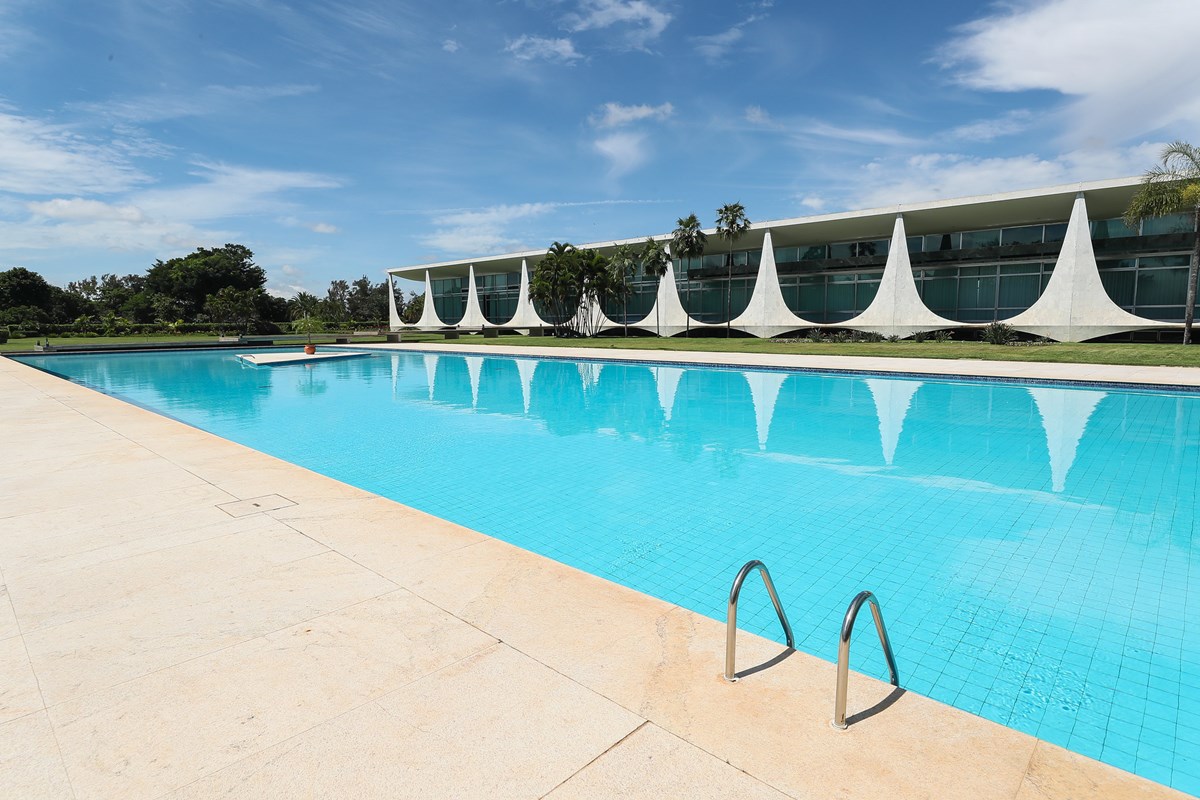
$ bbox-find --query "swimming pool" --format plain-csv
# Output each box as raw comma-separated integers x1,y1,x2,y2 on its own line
17,348,1200,793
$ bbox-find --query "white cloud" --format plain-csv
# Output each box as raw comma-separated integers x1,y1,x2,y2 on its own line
442,39,460,53
594,131,648,178
566,0,672,49
0,109,150,195
800,122,918,148
309,221,339,234
941,0,1200,143
850,144,1161,208
135,162,340,222
26,198,145,223
691,26,743,62
421,202,551,253
418,199,667,255
744,105,771,125
590,102,673,128
948,110,1034,142
798,196,825,211
505,35,583,63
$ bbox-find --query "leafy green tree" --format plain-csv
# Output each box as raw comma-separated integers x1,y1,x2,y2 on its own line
608,243,640,333
0,267,52,311
640,238,671,336
347,275,389,324
671,214,708,335
1124,141,1200,344
203,287,261,334
321,279,350,325
145,244,265,320
288,291,321,320
529,242,624,337
716,202,751,337
402,292,424,324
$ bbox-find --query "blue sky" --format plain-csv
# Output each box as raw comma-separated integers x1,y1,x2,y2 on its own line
2,0,1198,296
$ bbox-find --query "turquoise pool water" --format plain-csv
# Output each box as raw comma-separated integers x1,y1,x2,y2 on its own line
17,348,1200,793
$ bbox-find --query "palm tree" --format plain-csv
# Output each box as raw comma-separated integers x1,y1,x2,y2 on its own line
608,243,640,336
670,214,708,336
641,237,670,337
1124,141,1200,344
716,202,751,338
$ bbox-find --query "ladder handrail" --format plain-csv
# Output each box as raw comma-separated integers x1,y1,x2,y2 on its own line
832,590,899,729
725,559,795,682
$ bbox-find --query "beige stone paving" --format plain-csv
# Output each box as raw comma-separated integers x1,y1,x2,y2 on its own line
0,351,1193,800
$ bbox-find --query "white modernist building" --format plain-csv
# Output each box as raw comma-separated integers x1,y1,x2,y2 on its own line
387,178,1198,343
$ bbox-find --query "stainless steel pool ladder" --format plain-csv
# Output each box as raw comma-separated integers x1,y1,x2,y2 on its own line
724,560,795,682
832,591,899,729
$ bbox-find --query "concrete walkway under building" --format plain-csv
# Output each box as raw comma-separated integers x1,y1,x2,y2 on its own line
0,350,1190,799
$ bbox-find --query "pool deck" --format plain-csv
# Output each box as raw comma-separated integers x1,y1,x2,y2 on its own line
1,350,1192,799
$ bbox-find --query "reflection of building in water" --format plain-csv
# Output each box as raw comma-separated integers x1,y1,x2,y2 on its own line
388,179,1196,342
654,366,684,421
865,378,923,466
1029,387,1107,492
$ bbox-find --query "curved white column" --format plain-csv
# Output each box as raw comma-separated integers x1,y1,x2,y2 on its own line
459,265,487,328
1030,386,1106,492
866,378,922,465
1008,194,1175,342
745,370,787,450
843,215,958,338
637,252,718,337
414,271,446,330
387,274,403,330
504,259,551,330
731,230,814,337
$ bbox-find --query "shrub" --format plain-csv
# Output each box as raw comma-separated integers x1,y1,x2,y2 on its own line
912,330,929,343
830,330,852,343
932,329,953,343
0,329,7,344
856,330,885,342
805,329,826,343
982,321,1016,345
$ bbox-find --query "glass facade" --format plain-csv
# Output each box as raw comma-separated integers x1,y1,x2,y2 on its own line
425,212,1196,329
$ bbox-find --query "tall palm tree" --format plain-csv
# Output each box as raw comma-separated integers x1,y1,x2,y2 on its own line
641,238,670,337
671,214,708,336
608,243,640,336
1125,141,1200,344
716,202,751,338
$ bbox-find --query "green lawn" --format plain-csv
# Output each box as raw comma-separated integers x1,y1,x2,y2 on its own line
4,332,1198,368
0,333,384,354
394,332,1200,367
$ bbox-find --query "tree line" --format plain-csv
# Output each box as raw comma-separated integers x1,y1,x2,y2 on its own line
0,244,423,336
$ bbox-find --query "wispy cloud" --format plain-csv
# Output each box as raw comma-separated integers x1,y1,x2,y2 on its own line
565,0,672,49
589,102,673,128
744,105,773,126
419,199,667,255
442,39,460,53
850,144,1161,208
940,0,1200,144
691,26,744,62
594,131,649,178
0,0,38,62
76,83,319,124
505,34,583,63
948,110,1034,142
0,108,150,195
799,122,919,148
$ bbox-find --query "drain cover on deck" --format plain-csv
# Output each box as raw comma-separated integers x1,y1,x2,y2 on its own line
217,494,297,517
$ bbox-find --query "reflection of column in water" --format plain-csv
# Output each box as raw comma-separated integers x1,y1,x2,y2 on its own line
654,366,684,422
865,378,922,466
465,356,483,408
578,361,600,391
516,359,537,415
744,370,787,451
390,353,399,396
1029,386,1106,492
423,353,439,401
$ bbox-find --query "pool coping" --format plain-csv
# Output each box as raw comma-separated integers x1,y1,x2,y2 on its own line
0,353,1191,799
345,341,1200,392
